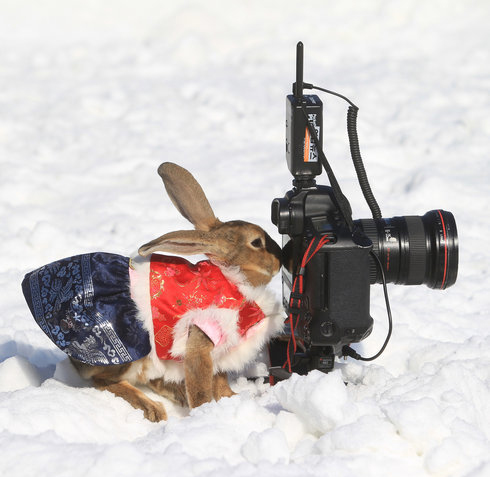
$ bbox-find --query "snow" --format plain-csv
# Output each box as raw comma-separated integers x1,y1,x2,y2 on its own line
1,0,489,475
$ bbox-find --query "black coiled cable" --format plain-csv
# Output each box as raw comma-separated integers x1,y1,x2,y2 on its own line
301,83,393,363
304,83,383,221
347,105,382,219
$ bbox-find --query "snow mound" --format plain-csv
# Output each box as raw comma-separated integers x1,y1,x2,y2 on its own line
0,356,42,392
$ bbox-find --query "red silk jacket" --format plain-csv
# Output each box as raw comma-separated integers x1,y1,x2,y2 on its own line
149,254,266,360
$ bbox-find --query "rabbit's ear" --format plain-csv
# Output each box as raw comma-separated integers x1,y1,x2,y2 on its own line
138,230,218,257
158,163,220,231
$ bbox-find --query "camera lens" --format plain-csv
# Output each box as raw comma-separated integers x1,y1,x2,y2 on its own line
356,210,458,289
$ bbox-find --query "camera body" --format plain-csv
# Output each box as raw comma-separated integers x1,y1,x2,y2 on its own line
272,184,374,373
269,43,458,378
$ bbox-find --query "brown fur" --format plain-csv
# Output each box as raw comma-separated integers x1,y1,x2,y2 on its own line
184,325,215,408
148,378,187,407
94,379,167,422
138,164,281,287
213,371,236,400
71,358,167,422
71,325,224,421
70,163,281,421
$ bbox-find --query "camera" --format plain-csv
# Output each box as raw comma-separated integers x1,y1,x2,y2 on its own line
269,43,458,380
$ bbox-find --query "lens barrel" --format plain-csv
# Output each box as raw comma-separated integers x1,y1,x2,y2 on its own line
356,210,458,289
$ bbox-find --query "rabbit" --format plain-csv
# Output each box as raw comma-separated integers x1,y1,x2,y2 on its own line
22,162,284,422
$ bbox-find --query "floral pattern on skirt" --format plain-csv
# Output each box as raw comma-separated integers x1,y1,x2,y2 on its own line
22,252,151,366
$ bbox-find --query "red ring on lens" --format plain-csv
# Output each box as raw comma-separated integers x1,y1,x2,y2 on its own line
437,209,448,289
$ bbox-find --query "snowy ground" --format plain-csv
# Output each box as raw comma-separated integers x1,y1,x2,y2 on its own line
1,1,489,476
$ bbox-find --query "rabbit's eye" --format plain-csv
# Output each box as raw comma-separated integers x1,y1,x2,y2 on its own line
251,238,263,249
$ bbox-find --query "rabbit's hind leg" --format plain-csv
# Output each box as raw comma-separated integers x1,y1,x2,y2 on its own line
148,378,188,407
94,377,167,422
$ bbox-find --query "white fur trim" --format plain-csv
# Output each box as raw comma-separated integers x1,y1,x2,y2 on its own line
129,255,186,382
212,263,285,372
128,255,285,383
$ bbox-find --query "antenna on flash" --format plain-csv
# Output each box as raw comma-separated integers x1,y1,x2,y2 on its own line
293,41,304,98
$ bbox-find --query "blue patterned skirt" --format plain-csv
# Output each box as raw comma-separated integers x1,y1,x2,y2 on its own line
21,253,151,366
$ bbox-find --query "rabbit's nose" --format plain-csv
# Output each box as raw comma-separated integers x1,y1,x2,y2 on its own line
265,234,282,275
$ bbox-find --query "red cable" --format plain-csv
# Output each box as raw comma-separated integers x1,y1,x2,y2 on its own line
284,236,330,372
